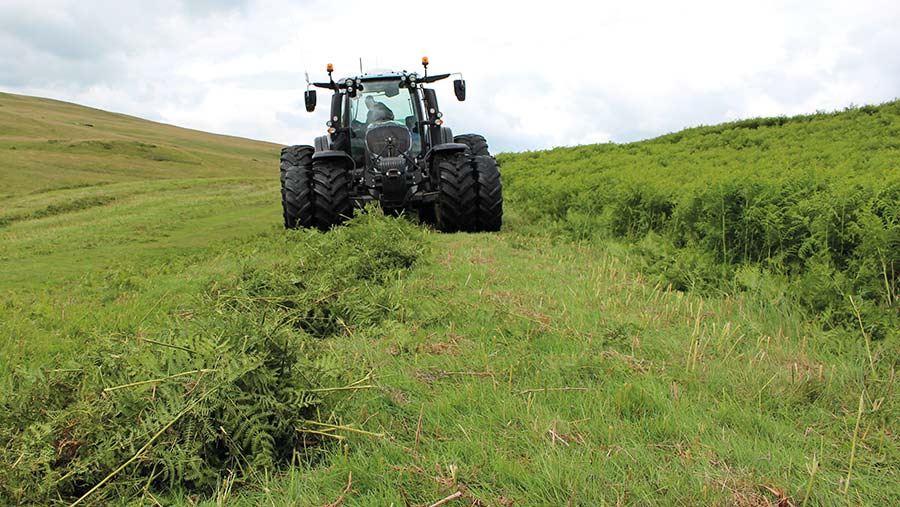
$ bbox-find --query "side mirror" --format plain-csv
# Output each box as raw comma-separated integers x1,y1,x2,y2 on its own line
453,79,466,101
304,90,317,112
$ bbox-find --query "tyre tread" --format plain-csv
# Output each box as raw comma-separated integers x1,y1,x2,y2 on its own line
435,152,477,232
280,145,314,229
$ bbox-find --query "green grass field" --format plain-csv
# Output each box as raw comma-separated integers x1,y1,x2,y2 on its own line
1,92,897,506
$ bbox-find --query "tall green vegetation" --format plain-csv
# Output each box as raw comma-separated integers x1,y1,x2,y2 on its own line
500,101,900,333
0,212,427,505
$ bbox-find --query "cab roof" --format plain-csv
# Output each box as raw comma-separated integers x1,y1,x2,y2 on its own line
313,71,452,89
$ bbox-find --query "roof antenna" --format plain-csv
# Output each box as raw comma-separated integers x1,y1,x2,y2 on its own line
359,57,363,74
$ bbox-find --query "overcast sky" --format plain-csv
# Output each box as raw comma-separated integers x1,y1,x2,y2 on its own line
1,0,898,152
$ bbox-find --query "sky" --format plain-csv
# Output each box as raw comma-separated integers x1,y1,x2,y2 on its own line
1,0,898,153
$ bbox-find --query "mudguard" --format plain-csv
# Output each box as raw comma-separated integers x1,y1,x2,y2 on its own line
312,150,355,169
426,142,467,161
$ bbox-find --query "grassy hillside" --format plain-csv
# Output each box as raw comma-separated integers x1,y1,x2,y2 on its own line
1,93,898,506
0,92,284,391
0,92,276,197
0,93,281,287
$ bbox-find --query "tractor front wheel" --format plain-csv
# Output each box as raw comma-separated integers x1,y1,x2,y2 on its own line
473,155,503,232
311,158,352,230
454,134,503,232
434,151,477,232
281,145,314,229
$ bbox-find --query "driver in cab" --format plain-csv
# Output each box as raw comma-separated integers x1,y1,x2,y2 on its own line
365,96,394,123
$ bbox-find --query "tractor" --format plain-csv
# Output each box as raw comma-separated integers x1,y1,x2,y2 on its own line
280,57,502,232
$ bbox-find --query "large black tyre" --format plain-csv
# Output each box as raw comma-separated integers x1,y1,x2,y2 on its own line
473,155,503,231
311,159,352,230
455,134,502,231
434,151,477,232
454,134,489,156
280,145,314,229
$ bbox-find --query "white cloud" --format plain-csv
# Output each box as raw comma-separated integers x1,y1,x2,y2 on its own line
1,0,898,152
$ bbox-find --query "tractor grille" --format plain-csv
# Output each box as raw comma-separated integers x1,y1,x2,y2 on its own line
366,123,412,156
377,156,406,172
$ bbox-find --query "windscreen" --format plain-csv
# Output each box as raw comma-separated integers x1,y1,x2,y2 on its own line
350,80,415,125
349,80,420,158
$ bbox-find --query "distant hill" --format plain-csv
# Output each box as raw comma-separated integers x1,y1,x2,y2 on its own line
0,92,279,198
0,92,282,288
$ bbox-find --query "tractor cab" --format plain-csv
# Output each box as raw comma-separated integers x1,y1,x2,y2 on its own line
346,77,421,167
305,60,464,163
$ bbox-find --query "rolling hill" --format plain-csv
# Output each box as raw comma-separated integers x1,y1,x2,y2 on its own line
0,91,277,196
0,92,280,290
1,92,897,506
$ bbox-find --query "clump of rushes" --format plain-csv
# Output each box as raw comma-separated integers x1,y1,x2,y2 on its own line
0,209,427,505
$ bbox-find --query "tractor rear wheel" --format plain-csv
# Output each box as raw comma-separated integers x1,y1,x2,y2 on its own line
434,151,477,232
311,158,352,230
280,145,314,229
473,155,503,231
454,134,489,156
